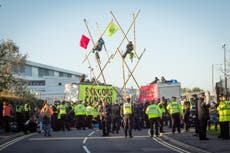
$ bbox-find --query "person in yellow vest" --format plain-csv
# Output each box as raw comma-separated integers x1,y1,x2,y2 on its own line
86,103,94,129
167,97,182,133
158,97,166,133
51,100,59,131
146,100,161,137
57,101,70,131
15,102,24,132
23,102,31,121
217,95,230,140
121,97,133,138
74,100,86,130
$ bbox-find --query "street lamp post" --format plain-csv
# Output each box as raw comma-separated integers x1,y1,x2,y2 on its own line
222,44,227,96
212,64,222,91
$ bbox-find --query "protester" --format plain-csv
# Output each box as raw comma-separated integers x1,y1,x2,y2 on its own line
40,103,53,136
198,93,210,140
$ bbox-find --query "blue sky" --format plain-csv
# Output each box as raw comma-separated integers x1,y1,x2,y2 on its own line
1,0,230,90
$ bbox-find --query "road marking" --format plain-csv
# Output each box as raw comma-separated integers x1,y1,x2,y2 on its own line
153,137,190,153
148,130,190,153
88,131,95,136
29,135,149,141
83,137,88,144
29,137,85,141
82,130,96,153
0,133,35,151
83,145,91,153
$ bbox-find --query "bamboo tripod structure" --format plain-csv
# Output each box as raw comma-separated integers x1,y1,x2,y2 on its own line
82,10,145,102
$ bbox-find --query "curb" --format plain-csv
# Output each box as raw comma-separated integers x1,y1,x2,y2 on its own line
161,134,212,153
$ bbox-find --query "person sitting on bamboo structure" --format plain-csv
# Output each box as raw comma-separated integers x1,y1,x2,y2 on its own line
122,41,134,59
93,38,104,52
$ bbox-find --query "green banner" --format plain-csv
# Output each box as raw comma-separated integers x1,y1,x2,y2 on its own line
78,84,117,104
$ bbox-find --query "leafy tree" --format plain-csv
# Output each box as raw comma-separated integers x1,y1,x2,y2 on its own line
182,88,192,94
192,87,203,93
0,40,27,92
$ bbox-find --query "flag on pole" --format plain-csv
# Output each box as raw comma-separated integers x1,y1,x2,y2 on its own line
80,35,90,49
106,22,118,37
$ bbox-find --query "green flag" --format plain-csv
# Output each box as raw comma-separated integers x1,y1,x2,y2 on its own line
106,22,118,37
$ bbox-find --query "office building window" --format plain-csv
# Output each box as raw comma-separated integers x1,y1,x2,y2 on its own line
38,68,54,77
28,80,45,86
12,65,32,76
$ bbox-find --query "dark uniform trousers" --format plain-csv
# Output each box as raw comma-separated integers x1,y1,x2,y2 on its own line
86,115,93,129
149,117,159,136
112,117,120,133
171,113,181,133
60,114,70,131
101,117,110,136
123,114,133,137
199,118,208,139
76,115,85,130
220,121,230,139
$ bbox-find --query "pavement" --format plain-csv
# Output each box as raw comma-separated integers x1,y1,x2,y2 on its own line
160,127,230,153
0,127,230,153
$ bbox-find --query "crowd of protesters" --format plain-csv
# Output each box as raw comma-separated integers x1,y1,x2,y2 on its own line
0,92,229,140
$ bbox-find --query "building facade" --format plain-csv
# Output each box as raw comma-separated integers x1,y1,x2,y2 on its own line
13,60,84,102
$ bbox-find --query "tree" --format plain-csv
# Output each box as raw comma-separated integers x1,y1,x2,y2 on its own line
0,40,27,92
192,87,203,93
182,88,192,94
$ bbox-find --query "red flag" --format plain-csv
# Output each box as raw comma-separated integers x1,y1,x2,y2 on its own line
80,35,90,49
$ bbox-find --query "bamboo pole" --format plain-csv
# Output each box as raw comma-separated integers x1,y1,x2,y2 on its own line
111,10,140,59
96,22,110,60
122,58,126,97
83,19,106,84
121,49,145,91
91,11,140,86
117,48,140,89
82,19,112,64
133,13,139,59
86,58,106,103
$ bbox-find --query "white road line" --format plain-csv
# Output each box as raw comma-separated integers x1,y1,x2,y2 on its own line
29,137,85,141
82,130,96,153
148,130,190,153
83,137,88,144
83,145,91,153
153,137,190,153
88,131,95,137
0,133,35,151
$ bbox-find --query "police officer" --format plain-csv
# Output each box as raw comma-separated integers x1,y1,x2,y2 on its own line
133,102,141,131
23,102,31,121
57,101,70,131
146,100,161,137
15,102,24,132
121,97,133,138
217,95,230,140
51,101,59,131
111,101,121,134
167,97,182,134
74,101,86,130
86,103,94,129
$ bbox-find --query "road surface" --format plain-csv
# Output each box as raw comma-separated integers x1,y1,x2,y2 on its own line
0,129,190,153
